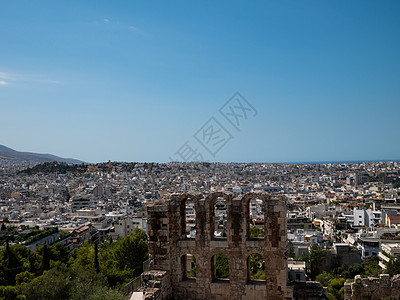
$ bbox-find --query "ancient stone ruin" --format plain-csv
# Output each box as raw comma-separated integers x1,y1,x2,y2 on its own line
344,274,400,300
145,191,293,300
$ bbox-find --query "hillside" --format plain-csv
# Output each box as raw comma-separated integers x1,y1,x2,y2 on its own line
0,144,84,165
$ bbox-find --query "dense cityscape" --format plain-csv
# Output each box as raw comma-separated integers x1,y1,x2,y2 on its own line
1,158,400,299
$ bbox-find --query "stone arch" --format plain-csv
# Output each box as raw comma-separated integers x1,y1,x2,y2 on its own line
209,251,231,282
173,192,203,240
205,191,233,240
247,252,266,282
181,253,197,281
248,198,265,238
147,191,289,299
241,191,271,239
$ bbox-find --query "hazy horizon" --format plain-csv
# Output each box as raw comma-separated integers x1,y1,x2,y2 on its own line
2,143,400,165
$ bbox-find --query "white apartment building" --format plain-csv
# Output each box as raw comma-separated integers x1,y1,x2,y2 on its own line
379,242,400,269
110,215,147,240
353,208,382,227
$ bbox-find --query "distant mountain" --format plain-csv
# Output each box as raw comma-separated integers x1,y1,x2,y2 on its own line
0,145,18,154
0,144,84,164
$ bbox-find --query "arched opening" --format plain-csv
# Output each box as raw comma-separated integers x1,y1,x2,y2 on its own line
181,254,196,280
249,198,264,239
248,253,266,282
180,197,196,239
185,198,196,238
213,197,228,239
211,253,230,282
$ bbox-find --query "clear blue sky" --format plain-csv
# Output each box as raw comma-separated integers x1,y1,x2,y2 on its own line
1,1,399,163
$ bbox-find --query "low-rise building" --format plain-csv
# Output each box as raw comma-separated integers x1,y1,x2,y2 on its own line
288,259,307,281
379,242,400,269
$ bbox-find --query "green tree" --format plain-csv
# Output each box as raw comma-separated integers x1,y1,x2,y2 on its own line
40,245,50,272
94,243,100,274
387,259,400,276
215,254,229,279
15,271,34,285
249,253,265,280
300,247,327,280
0,242,24,285
97,241,131,286
327,277,345,300
316,255,382,300
0,285,21,300
21,263,124,300
250,227,264,238
0,230,148,297
84,286,125,300
316,271,334,287
69,266,115,300
44,242,70,265
114,228,148,277
189,256,197,278
362,255,381,277
22,265,72,300
69,243,95,271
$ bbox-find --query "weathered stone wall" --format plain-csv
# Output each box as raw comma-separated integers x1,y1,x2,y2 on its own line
334,246,361,267
344,274,400,300
147,191,292,300
291,281,328,300
142,270,171,300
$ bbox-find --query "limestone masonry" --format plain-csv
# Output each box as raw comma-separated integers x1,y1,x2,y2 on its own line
344,274,400,300
145,191,293,300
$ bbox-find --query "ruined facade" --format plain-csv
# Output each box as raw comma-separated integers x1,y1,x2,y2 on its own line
146,191,293,300
344,274,400,300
